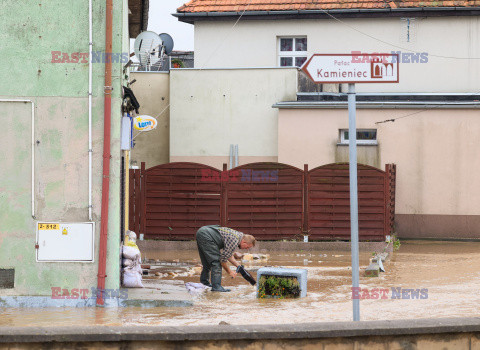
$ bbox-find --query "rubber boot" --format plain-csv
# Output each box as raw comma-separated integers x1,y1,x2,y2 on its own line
200,268,212,287
211,273,230,292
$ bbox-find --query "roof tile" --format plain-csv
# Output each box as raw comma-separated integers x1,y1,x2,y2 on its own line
177,0,479,12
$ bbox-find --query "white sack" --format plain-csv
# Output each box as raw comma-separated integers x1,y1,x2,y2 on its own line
122,270,144,288
122,245,140,260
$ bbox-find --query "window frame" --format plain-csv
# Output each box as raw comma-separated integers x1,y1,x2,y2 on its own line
277,36,308,68
339,129,378,145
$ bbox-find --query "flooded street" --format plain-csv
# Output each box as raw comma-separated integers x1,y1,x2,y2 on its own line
1,241,480,327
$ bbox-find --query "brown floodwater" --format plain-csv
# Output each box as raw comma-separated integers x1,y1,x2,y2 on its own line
1,241,480,326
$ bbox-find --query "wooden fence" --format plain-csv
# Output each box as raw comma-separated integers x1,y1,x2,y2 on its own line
307,163,396,240
129,162,396,241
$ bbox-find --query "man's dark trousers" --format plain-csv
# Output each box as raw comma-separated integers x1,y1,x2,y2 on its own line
196,225,224,288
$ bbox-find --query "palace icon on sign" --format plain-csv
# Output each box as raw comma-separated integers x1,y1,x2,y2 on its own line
371,58,394,79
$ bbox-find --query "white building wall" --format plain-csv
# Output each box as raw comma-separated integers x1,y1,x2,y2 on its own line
194,17,480,93
170,68,297,169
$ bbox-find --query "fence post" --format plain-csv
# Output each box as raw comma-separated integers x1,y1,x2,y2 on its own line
140,162,146,237
387,164,396,234
221,163,228,227
303,164,309,239
128,169,134,234
383,164,389,239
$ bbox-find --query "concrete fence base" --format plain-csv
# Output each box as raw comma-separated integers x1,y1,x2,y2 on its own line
1,317,480,349
137,240,392,253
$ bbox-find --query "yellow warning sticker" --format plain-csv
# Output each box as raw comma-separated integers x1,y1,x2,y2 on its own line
38,223,59,230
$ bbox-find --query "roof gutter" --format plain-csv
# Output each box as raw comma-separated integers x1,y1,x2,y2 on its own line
272,101,480,109
173,7,480,23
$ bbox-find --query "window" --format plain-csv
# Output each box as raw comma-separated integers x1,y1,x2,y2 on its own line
278,37,307,67
339,129,377,145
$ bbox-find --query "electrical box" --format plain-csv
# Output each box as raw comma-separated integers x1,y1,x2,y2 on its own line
36,222,95,262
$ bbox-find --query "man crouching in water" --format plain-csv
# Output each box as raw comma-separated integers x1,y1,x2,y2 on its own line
196,225,256,292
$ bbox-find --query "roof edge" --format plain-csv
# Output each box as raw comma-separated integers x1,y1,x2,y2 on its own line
273,101,480,109
173,7,480,23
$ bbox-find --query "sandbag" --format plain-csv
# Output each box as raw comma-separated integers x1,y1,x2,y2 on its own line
123,258,141,269
126,263,142,274
122,245,140,260
124,241,139,249
123,258,134,267
124,230,139,248
122,270,144,288
126,230,137,241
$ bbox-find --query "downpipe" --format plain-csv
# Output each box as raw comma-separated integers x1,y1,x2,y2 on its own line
88,0,93,221
96,0,113,307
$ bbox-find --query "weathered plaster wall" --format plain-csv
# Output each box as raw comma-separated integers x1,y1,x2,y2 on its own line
335,145,380,168
129,72,170,168
169,68,297,169
167,156,278,171
0,0,127,297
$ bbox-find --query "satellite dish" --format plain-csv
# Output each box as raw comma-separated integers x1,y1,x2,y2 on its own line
159,33,174,55
134,31,164,69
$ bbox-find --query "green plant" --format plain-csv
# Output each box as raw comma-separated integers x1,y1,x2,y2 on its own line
258,275,300,299
392,235,401,251
171,58,185,68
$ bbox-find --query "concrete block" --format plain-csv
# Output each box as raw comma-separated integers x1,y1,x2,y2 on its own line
365,263,380,277
257,267,308,298
371,257,385,272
